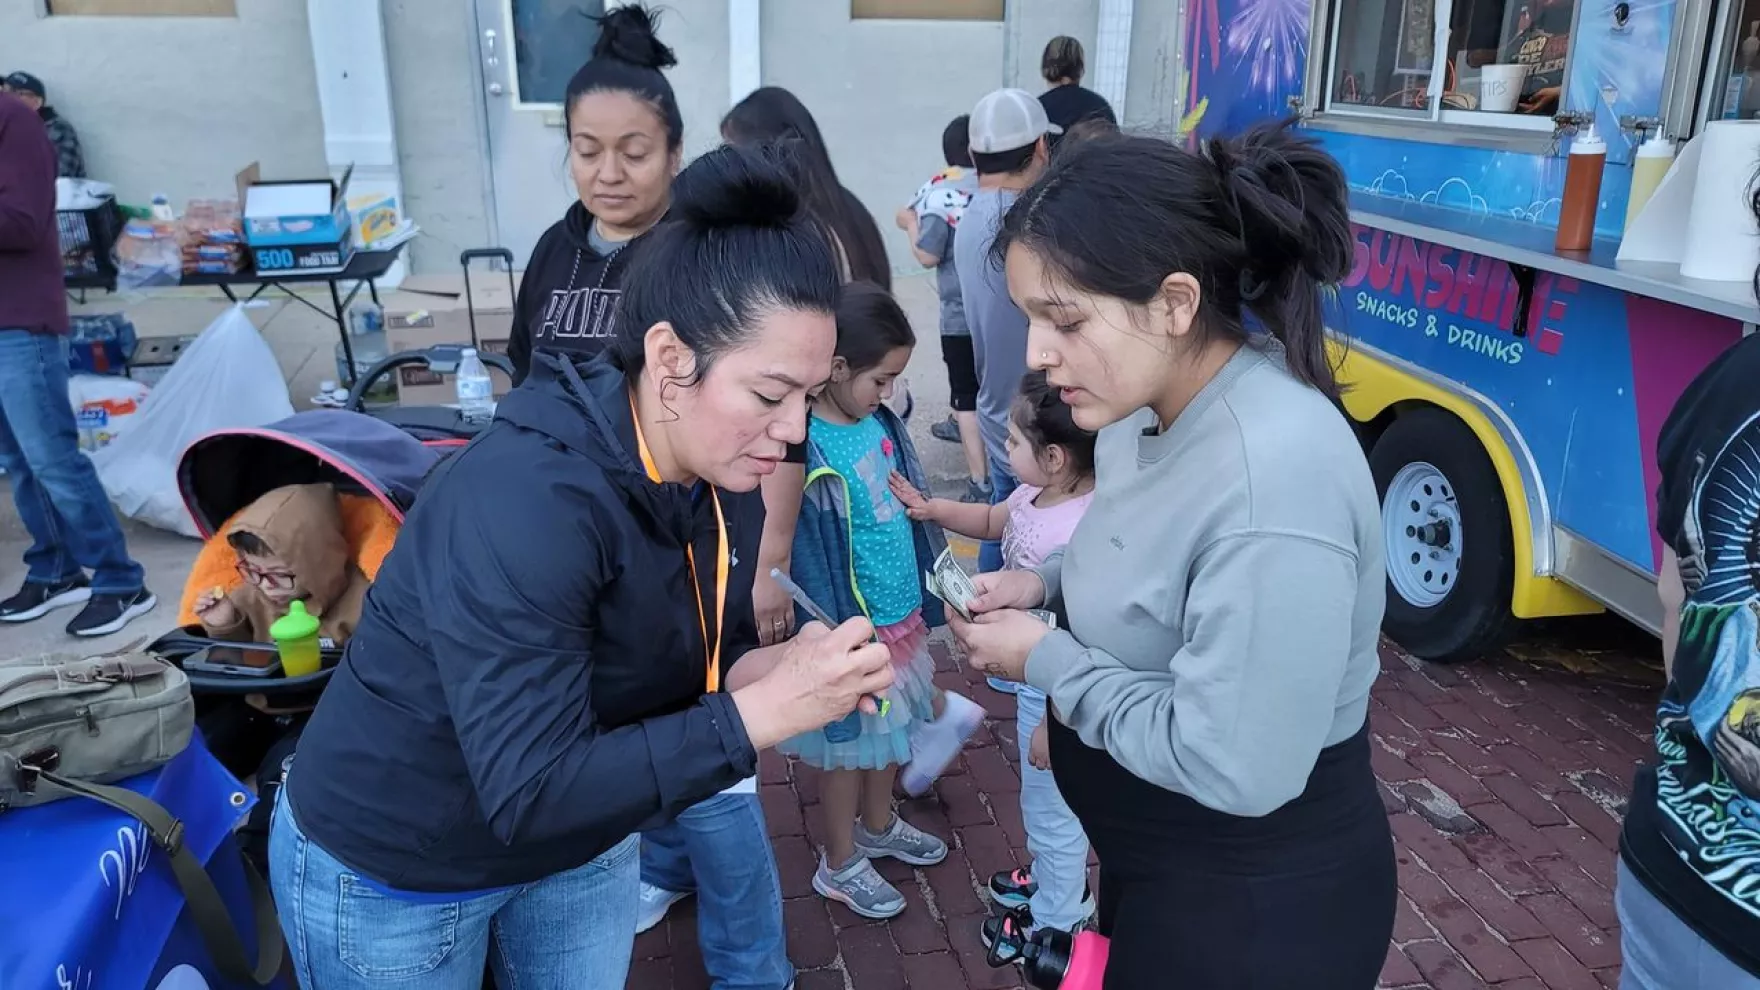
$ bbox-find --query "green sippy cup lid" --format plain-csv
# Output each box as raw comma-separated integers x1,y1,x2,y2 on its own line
270,600,321,641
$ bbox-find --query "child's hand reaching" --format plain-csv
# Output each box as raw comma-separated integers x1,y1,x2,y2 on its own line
194,586,240,629
888,472,935,521
1028,722,1051,771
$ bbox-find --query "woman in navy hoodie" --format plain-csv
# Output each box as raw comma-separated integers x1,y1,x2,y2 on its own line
270,145,896,989
506,5,681,385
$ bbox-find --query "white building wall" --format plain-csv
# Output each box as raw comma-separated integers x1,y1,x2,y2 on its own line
1,0,328,207
5,1,1184,276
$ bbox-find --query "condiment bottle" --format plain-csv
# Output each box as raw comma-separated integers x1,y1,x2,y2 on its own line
1556,122,1607,251
271,600,323,678
1624,132,1675,231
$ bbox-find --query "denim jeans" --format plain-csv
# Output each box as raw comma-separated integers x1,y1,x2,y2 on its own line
1016,686,1092,930
0,330,143,595
1616,859,1760,989
641,792,793,990
270,786,639,989
976,460,1019,574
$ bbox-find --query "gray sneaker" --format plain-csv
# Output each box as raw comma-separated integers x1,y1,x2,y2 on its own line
854,815,948,866
813,853,906,919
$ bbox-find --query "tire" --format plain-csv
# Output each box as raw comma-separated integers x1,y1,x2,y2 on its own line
1369,407,1515,663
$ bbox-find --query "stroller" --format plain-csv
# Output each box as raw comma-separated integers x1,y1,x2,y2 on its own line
344,247,518,447
149,409,440,869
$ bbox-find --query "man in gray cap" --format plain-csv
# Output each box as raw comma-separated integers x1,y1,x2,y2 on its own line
955,87,1056,577
4,72,86,179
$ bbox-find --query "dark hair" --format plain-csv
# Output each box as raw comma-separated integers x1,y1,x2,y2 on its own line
943,115,974,168
1042,36,1085,84
564,5,683,150
227,530,272,558
993,119,1352,396
607,144,842,382
973,143,1039,177
1011,370,1096,478
721,87,892,289
832,282,916,374
1057,116,1118,156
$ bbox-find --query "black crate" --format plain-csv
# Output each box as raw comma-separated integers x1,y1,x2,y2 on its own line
57,197,123,282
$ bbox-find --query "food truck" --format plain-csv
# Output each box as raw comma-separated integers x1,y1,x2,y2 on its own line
1179,0,1757,660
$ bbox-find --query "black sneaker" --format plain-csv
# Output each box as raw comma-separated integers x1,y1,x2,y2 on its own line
930,416,961,444
66,589,158,638
988,867,1037,909
961,479,994,504
0,577,92,623
988,867,1098,916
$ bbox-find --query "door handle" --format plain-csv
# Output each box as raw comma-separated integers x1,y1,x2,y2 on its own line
482,28,504,96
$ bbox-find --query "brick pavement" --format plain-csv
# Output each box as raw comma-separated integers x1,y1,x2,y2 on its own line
627,619,1664,990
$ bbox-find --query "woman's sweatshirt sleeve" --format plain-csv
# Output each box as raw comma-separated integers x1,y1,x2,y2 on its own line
506,262,541,387
417,478,757,847
1024,531,1360,817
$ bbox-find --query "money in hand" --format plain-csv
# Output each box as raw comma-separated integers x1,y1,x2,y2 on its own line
925,547,980,621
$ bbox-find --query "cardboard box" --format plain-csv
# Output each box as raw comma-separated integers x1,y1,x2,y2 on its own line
383,273,518,405
127,333,202,388
347,191,400,249
242,162,356,275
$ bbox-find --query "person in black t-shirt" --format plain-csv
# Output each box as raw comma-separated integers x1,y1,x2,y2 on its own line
1618,208,1760,984
1037,36,1117,143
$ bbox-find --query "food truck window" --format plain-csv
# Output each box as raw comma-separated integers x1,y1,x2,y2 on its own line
1709,10,1760,120
1321,0,1577,136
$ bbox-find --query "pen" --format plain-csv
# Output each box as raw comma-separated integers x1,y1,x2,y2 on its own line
769,568,891,717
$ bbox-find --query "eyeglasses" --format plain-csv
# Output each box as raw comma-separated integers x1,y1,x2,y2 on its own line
236,559,297,593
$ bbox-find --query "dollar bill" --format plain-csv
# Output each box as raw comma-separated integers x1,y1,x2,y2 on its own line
924,546,979,621
1027,609,1058,630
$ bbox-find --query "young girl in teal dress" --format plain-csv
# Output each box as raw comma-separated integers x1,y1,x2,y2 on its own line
780,283,983,919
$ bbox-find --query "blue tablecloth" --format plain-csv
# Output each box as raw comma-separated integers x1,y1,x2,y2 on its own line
0,735,286,990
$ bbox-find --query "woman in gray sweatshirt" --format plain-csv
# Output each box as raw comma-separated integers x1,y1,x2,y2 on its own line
951,121,1396,988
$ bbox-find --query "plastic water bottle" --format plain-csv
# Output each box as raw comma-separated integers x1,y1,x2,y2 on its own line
456,348,495,425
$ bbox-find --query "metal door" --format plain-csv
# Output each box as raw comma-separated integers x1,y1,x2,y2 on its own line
473,0,606,266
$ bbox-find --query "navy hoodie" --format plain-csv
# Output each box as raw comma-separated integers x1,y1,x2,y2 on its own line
286,352,763,892
507,201,652,386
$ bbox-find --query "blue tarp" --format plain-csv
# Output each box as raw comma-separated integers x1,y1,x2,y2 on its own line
0,735,286,990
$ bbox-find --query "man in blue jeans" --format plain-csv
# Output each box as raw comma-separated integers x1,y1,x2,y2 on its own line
638,787,794,990
0,92,155,637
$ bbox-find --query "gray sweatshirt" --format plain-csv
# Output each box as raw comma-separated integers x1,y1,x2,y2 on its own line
1026,342,1386,818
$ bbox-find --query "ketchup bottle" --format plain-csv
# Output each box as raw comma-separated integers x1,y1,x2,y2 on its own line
1555,122,1607,252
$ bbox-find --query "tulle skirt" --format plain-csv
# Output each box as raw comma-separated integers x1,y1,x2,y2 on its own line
778,610,938,771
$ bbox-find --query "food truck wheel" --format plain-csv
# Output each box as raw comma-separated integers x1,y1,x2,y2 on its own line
1370,409,1514,663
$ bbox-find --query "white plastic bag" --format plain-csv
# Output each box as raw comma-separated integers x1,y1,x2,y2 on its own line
91,305,295,537
66,374,151,452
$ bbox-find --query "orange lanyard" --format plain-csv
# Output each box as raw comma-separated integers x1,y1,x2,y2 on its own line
629,393,729,693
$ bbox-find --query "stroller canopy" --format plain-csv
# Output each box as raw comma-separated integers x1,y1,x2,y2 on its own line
177,409,439,537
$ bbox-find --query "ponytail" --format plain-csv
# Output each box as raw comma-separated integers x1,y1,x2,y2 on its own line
991,119,1351,396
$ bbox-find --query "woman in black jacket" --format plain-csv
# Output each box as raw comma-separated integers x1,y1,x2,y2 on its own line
269,146,895,989
506,6,681,385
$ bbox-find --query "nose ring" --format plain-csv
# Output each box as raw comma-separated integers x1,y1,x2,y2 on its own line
1039,351,1049,360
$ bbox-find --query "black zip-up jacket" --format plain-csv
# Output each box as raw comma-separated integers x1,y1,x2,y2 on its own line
507,201,653,385
286,352,763,892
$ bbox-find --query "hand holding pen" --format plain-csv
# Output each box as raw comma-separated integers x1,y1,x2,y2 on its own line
769,568,892,718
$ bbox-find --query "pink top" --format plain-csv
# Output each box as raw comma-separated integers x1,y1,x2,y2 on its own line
1001,484,1094,571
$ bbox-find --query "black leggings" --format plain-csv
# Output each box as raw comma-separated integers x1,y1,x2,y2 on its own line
1050,720,1396,990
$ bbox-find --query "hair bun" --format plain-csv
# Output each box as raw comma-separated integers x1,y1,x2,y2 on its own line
1206,120,1352,285
593,4,677,71
672,144,805,231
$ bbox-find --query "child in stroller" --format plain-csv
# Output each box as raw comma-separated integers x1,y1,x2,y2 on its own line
153,409,439,873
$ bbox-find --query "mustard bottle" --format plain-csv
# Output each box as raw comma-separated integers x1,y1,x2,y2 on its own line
271,600,323,677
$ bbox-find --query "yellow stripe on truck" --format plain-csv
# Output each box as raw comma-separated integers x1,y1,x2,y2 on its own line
1328,341,1601,620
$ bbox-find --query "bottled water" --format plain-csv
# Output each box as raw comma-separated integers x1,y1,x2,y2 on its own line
456,348,495,425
